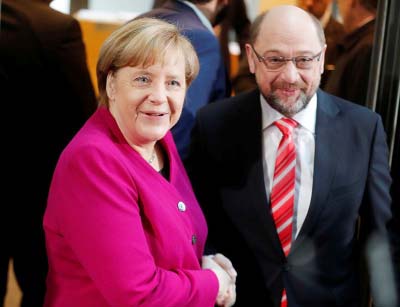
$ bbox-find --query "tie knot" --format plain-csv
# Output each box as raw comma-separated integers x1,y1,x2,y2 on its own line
274,118,297,136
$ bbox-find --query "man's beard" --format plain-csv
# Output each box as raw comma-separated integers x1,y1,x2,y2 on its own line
265,89,313,117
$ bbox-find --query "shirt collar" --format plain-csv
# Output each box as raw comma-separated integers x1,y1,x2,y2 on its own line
179,0,214,33
261,93,317,134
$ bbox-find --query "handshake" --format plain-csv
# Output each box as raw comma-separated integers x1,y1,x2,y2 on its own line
202,253,237,307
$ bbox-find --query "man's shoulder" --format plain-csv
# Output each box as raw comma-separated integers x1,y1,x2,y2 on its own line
137,2,204,29
7,0,78,42
198,90,260,120
318,90,379,121
11,0,74,26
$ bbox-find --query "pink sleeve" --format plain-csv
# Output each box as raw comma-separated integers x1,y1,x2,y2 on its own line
49,145,219,306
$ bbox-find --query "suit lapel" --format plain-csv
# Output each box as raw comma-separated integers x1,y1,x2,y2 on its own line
221,91,283,254
291,90,340,253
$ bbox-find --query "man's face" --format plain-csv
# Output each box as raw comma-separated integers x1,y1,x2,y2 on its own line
246,11,325,117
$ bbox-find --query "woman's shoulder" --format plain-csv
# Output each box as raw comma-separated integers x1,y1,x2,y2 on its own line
58,110,122,167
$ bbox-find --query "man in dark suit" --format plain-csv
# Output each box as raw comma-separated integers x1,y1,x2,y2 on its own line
187,5,399,307
137,0,231,160
0,0,97,305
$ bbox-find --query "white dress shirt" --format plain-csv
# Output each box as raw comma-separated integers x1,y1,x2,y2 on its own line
261,94,317,238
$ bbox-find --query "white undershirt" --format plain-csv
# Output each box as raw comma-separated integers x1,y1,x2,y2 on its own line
261,94,316,238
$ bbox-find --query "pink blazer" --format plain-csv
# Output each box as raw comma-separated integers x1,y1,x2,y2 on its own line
43,107,218,307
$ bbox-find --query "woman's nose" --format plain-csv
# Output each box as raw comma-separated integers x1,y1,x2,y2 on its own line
149,82,167,104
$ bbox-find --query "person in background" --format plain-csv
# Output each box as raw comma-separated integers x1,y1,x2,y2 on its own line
231,53,258,94
152,0,247,82
0,0,97,305
153,0,167,7
323,0,377,106
298,0,345,88
216,0,251,80
137,0,231,160
186,5,398,306
43,17,236,307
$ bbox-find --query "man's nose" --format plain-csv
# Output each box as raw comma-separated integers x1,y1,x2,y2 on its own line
279,60,299,84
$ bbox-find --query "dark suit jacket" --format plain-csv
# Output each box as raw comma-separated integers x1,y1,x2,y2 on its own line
1,0,97,204
136,0,230,159
0,0,97,304
186,89,398,306
323,20,375,106
321,17,345,88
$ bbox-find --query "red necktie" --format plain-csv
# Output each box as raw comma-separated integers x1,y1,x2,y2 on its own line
270,118,297,307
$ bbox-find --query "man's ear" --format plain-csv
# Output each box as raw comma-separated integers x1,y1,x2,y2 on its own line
245,43,256,74
320,44,328,75
106,72,115,101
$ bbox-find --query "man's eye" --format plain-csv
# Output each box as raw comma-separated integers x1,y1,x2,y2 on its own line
268,57,284,63
296,57,312,63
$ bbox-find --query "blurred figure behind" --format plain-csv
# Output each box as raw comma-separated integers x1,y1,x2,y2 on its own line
216,0,251,79
323,0,377,106
0,0,97,305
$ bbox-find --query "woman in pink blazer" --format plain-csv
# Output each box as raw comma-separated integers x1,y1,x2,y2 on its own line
43,18,236,307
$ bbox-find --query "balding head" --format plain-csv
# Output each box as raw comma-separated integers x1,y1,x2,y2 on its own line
250,5,325,48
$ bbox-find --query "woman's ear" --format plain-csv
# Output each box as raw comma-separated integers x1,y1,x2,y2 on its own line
106,72,115,102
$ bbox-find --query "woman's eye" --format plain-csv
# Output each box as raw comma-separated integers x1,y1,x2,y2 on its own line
169,80,181,87
135,76,150,83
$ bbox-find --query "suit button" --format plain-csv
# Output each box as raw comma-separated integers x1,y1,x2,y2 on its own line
177,201,186,212
191,235,197,245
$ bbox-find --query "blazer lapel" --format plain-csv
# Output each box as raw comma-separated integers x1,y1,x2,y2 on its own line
291,90,340,253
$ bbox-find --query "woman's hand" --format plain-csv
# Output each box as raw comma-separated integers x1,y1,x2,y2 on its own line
202,254,237,307
212,253,237,283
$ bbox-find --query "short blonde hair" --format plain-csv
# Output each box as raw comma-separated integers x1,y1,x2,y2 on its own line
96,17,199,107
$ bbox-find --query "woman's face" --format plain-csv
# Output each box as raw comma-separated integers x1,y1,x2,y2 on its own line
107,53,187,147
